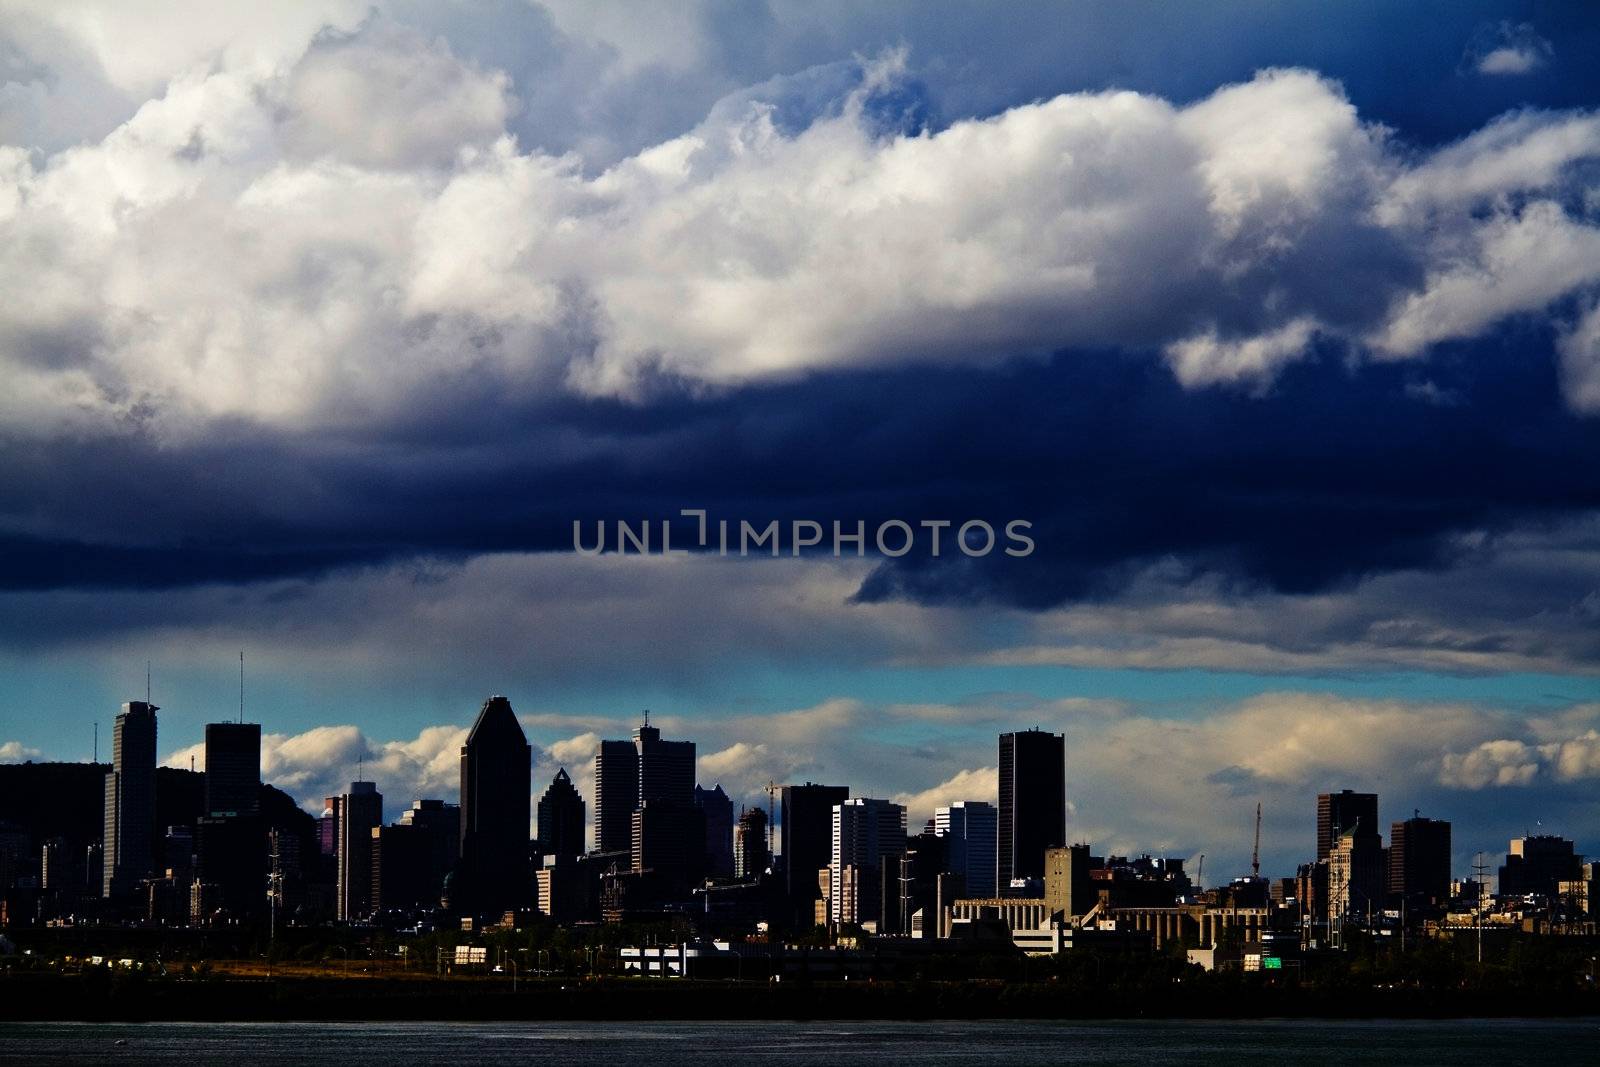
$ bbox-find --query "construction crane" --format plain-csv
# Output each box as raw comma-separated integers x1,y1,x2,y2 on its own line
1252,801,1262,880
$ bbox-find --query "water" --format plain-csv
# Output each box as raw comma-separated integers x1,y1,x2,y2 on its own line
2,1019,1596,1065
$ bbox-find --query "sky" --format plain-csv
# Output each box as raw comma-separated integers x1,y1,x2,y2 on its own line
2,1,1599,886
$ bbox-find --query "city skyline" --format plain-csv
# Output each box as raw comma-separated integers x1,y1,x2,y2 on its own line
10,689,1590,893
1,2,1599,906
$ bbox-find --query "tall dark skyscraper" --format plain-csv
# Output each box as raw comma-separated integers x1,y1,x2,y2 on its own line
696,783,734,879
1317,790,1379,861
536,768,585,859
594,739,638,854
203,722,261,816
997,729,1065,888
1389,814,1451,909
593,716,695,859
780,782,849,926
336,780,382,921
457,695,532,917
103,701,157,897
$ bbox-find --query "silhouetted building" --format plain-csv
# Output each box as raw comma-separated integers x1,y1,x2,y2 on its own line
373,823,439,911
319,796,338,857
998,729,1064,888
596,716,697,885
458,695,533,917
632,800,705,894
536,769,585,860
696,784,734,879
734,806,769,879
831,797,906,928
1317,790,1378,862
401,798,460,874
781,782,849,927
336,780,382,921
1499,834,1583,898
1389,815,1451,910
196,812,264,921
203,722,260,816
935,800,997,899
594,740,638,853
103,701,158,897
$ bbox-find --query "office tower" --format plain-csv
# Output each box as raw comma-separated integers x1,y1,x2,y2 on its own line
319,796,339,857
1327,823,1385,927
781,782,849,926
696,784,734,879
372,822,442,911
734,806,770,879
458,695,532,917
401,798,461,876
1389,815,1451,909
891,829,946,936
595,716,696,863
336,780,382,921
636,719,695,805
203,722,261,816
197,811,264,920
103,701,158,897
41,837,82,894
163,825,195,884
594,740,639,853
268,827,305,917
1317,790,1378,862
632,800,705,893
1499,834,1582,898
935,800,998,899
997,729,1065,888
830,797,907,927
536,768,585,860
1045,843,1093,918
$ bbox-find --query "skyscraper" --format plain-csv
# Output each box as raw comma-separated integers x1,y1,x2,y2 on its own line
781,782,849,926
696,783,734,879
734,806,770,879
935,800,998,898
457,695,532,917
536,768,585,860
593,716,695,860
830,797,907,927
594,739,638,854
336,780,382,921
198,720,264,920
997,729,1065,889
1389,815,1451,910
203,722,260,816
103,701,158,898
1317,790,1379,862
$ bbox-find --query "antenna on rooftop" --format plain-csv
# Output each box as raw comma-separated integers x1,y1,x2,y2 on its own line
146,661,151,705
93,722,98,764
1252,801,1262,879
239,650,245,724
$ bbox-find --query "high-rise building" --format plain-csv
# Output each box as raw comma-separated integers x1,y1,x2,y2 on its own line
319,796,339,857
696,784,734,879
1499,834,1583,898
1317,790,1378,862
397,798,460,902
336,780,382,921
203,722,260,817
103,701,158,897
997,729,1065,889
734,806,769,879
458,695,532,917
1044,843,1093,919
935,800,998,899
536,768,585,860
1389,815,1451,910
830,797,907,927
781,782,849,927
594,740,639,854
594,716,696,863
1328,823,1385,928
197,811,264,921
631,801,705,893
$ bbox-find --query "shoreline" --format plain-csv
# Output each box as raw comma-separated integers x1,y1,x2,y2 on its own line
5,974,1599,1024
